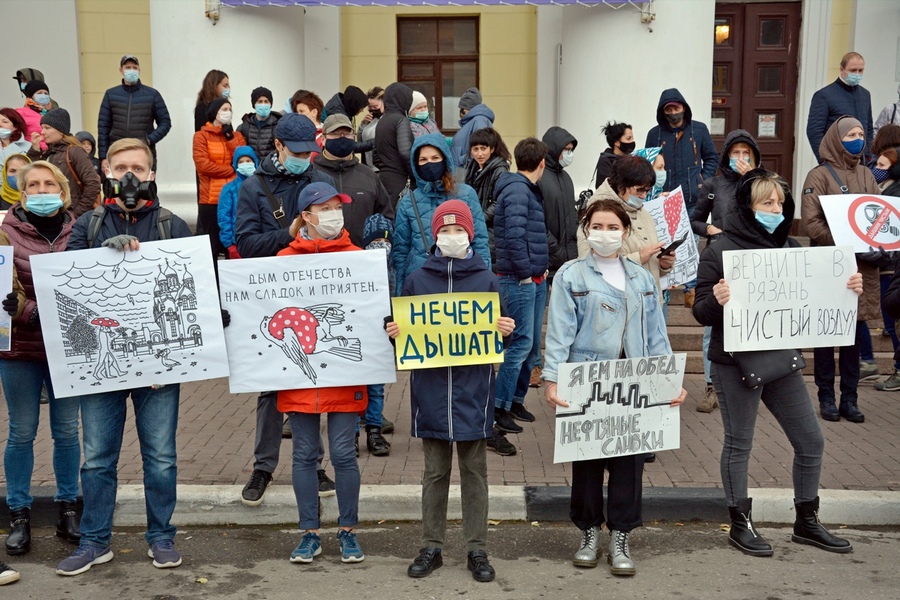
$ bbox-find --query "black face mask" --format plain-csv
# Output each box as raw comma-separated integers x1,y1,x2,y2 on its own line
417,160,446,183
325,137,356,159
619,141,636,154
102,171,156,209
665,112,684,126
370,109,382,118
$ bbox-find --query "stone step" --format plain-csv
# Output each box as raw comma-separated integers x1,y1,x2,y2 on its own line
666,325,896,354
679,350,896,376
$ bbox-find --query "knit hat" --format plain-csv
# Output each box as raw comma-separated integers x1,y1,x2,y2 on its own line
458,87,482,112
410,91,427,113
362,213,393,248
432,200,474,242
206,97,230,124
836,116,864,140
342,86,368,117
24,80,48,99
41,108,70,135
251,86,272,105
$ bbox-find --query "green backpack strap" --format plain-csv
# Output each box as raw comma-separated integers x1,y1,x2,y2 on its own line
156,207,172,240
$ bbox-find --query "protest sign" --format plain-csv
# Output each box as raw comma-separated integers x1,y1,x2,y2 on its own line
0,247,12,351
723,246,858,352
30,237,229,398
820,194,900,252
391,292,504,370
218,249,396,393
644,186,700,288
553,354,684,464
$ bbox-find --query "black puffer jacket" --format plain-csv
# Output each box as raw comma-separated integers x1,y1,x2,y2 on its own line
539,126,578,276
238,112,281,160
593,148,618,189
67,198,192,251
374,83,414,203
97,81,171,159
692,169,798,365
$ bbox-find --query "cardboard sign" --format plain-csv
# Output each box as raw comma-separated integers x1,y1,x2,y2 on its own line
30,237,229,398
0,247,12,351
820,194,900,252
218,249,396,393
391,292,504,370
723,246,858,352
644,186,700,288
553,354,684,464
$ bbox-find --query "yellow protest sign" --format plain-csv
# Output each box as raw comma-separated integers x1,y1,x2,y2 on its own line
391,292,504,370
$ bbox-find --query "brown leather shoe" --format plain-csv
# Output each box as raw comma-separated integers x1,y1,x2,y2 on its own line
529,366,542,388
683,289,696,308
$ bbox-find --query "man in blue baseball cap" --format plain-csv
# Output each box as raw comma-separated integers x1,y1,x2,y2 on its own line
234,112,338,507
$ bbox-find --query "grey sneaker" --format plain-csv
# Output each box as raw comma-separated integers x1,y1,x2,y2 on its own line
607,530,635,576
148,539,182,568
874,368,900,391
859,361,880,382
573,526,601,567
56,545,114,576
696,386,719,413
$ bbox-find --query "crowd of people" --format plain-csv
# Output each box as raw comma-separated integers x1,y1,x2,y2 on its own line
1,48,899,586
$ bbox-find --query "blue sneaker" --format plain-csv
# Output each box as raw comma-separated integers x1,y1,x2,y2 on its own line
148,539,183,568
290,532,322,563
338,529,365,563
56,545,114,576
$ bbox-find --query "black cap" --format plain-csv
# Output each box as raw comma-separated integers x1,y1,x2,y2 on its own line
120,55,140,67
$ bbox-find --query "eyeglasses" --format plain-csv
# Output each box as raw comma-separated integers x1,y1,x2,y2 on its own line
325,132,355,140
632,186,653,195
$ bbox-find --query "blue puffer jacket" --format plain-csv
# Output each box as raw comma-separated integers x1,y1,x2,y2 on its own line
392,133,491,295
806,78,874,161
645,88,718,213
493,171,549,279
449,104,495,169
401,252,501,441
218,146,259,250
97,81,171,159
235,154,335,258
67,199,192,250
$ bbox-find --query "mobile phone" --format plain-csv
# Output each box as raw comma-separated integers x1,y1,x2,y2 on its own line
658,235,687,257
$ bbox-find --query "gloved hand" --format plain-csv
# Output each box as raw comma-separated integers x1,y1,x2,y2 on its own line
227,245,241,260
222,124,235,141
2,292,18,316
222,309,231,328
856,245,891,268
102,234,140,252
28,306,39,327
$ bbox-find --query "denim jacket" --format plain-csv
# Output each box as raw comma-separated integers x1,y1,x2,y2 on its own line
543,254,672,383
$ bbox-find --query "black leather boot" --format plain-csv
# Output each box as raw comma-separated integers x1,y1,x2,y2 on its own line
5,508,31,556
791,497,852,553
838,400,865,423
366,425,391,456
727,498,772,557
819,400,840,422
56,501,81,544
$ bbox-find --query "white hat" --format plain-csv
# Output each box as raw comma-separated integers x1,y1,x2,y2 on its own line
410,91,428,113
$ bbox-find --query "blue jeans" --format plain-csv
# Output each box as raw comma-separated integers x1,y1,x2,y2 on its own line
526,279,548,373
289,411,359,530
0,359,80,510
363,384,384,429
702,326,712,383
859,321,874,363
494,277,535,411
79,385,179,548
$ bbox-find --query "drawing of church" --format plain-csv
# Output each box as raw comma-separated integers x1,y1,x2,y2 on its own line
147,259,201,347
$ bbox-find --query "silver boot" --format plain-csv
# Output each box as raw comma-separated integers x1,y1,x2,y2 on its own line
607,530,635,576
573,526,601,567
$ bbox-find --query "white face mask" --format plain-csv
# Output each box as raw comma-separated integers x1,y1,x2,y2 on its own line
587,230,623,257
559,149,574,168
217,110,233,125
436,232,470,258
311,209,344,239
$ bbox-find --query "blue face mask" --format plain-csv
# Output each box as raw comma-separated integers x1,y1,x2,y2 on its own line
222,88,231,98
755,210,784,233
626,194,646,208
729,157,742,172
0,128,11,140
655,170,667,188
123,69,140,84
19,82,26,91
872,167,890,184
26,193,64,216
325,137,356,158
283,155,310,175
33,93,50,107
6,175,17,190
236,162,256,178
255,103,271,119
410,110,429,123
842,139,865,155
845,72,863,87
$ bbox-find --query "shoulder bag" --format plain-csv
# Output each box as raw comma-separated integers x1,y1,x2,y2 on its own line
731,349,806,390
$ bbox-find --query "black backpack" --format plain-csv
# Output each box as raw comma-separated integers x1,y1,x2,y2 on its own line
86,205,173,248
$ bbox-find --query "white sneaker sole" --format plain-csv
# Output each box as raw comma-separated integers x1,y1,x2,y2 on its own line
290,546,322,563
0,570,20,585
341,554,365,563
56,549,114,576
147,548,183,568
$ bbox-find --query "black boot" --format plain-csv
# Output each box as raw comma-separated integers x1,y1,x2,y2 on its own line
727,498,772,557
5,508,30,556
819,400,840,422
56,501,81,544
791,497,852,553
366,425,391,457
838,400,865,423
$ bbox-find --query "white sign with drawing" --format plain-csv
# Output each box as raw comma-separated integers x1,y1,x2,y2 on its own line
0,246,12,351
30,236,229,398
644,186,700,288
819,194,900,253
553,354,684,464
218,250,397,393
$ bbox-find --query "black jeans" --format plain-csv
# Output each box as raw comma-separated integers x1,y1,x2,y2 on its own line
569,454,644,533
813,324,863,403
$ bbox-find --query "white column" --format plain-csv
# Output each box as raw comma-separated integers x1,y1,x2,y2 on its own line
303,7,342,100
536,6,564,136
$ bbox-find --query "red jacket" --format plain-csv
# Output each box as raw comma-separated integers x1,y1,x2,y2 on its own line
192,124,245,205
276,229,368,414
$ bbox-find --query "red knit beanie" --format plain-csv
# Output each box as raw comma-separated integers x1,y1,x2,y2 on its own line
432,199,474,242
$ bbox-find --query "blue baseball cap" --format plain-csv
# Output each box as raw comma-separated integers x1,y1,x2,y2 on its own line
274,113,320,154
297,182,351,213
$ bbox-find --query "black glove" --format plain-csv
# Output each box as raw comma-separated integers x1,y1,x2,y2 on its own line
28,306,39,327
221,309,231,328
2,292,18,317
857,246,891,268
222,124,235,141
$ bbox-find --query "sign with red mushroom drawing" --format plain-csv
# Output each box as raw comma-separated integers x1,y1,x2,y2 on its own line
217,249,396,393
30,237,229,398
644,186,700,288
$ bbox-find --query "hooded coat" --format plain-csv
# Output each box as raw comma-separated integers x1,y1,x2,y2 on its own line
391,133,491,295
217,146,259,250
75,131,103,178
493,171,549,279
449,104,495,170
645,88,718,211
540,127,579,276
801,115,880,321
691,129,762,237
593,147,618,189
374,83,415,205
465,154,510,263
807,78,874,161
192,122,245,205
237,111,281,161
693,169,801,364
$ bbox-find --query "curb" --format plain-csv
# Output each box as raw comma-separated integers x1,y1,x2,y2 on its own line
3,485,898,528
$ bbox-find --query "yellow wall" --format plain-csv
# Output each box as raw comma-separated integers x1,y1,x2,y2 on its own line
341,6,537,157
76,0,153,137
827,0,853,81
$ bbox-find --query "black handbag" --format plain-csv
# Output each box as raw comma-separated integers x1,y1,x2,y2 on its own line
731,349,806,390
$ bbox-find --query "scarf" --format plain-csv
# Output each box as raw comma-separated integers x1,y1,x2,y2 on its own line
25,98,47,115
0,153,30,207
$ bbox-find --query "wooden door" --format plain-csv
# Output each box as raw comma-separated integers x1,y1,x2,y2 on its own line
712,3,801,186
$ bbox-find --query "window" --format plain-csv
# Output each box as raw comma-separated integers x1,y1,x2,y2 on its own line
398,17,479,131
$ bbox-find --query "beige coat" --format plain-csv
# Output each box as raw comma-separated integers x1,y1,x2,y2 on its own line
576,179,670,295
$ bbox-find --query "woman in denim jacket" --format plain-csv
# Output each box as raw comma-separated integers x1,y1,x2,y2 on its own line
543,199,685,577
